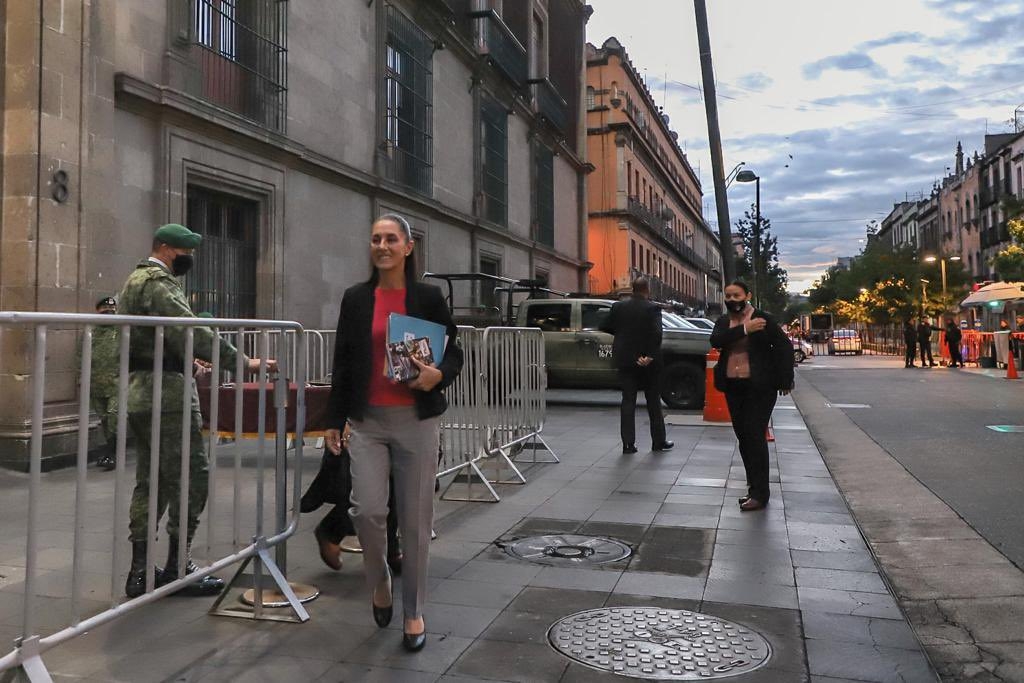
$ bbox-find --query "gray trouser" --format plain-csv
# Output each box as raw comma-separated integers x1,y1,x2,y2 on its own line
348,405,440,619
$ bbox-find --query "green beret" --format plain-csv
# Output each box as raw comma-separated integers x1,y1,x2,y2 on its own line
154,223,202,249
196,312,214,318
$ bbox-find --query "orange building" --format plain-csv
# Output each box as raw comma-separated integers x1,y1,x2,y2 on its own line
585,37,723,313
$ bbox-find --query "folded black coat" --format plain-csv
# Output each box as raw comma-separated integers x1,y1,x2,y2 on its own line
301,446,351,511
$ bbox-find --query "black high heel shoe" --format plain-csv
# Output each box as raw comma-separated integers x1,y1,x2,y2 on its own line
403,628,426,652
372,576,393,628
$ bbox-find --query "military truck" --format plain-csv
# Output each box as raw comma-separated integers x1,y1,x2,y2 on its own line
425,273,711,409
515,298,710,409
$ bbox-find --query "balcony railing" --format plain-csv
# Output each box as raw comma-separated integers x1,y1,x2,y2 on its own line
628,267,703,309
471,10,527,87
531,78,568,135
626,195,659,228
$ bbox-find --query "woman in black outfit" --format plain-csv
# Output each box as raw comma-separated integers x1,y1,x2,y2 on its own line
710,281,794,511
324,214,463,652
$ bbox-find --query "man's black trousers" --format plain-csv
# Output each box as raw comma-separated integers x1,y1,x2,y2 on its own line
919,340,934,365
618,365,666,447
723,378,777,503
904,344,916,367
948,342,963,367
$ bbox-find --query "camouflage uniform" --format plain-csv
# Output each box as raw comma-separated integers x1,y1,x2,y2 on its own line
89,325,121,448
119,258,244,544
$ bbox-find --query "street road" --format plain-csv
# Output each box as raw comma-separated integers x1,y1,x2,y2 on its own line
796,355,1024,569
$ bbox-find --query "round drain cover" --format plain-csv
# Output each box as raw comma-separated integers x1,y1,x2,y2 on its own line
547,607,771,680
503,535,631,566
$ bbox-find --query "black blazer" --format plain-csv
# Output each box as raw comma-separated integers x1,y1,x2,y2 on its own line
710,309,794,393
600,296,663,370
326,281,463,430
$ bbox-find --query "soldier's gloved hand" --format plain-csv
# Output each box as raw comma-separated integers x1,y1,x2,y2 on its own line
247,358,279,375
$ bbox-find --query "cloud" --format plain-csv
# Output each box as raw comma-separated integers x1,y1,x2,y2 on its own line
735,72,774,92
812,246,839,255
803,52,887,80
859,31,927,49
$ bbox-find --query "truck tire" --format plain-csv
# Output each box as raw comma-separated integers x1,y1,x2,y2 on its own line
661,362,704,410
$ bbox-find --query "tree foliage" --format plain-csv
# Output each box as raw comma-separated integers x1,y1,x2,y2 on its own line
991,198,1024,281
733,204,789,314
806,224,971,324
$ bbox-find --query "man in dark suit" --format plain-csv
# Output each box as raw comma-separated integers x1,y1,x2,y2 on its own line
601,279,674,454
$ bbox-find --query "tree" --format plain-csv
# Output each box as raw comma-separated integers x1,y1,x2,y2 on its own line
991,216,1024,282
733,204,789,314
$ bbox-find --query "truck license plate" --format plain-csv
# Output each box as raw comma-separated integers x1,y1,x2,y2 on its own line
598,344,613,359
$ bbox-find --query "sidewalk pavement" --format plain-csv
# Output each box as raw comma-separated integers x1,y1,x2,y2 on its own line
0,398,940,682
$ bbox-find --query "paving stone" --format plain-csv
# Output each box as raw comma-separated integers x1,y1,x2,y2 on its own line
798,587,903,620
802,611,921,650
428,578,523,610
791,549,877,572
857,517,983,543
935,596,1024,643
806,638,936,683
317,662,441,682
602,592,701,612
870,539,1011,568
612,570,705,600
448,639,568,683
527,566,621,592
479,609,554,645
795,567,889,594
505,587,607,616
703,578,799,609
886,563,1024,600
708,558,795,586
575,520,647,545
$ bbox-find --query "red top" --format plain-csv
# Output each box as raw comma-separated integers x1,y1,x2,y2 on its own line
368,288,415,407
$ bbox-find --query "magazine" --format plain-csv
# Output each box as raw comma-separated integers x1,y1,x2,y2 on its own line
385,337,435,382
386,313,447,380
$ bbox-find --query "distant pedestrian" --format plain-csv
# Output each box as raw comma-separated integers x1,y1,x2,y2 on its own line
711,281,794,512
600,278,673,455
902,320,917,368
917,319,939,367
945,319,963,368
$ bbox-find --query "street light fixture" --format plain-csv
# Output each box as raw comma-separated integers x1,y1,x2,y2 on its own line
922,254,961,299
725,162,747,188
735,169,761,308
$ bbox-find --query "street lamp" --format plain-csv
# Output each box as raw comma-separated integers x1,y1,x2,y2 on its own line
920,278,930,315
922,254,961,298
735,169,761,308
725,162,747,188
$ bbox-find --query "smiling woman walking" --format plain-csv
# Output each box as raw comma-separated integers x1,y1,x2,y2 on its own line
324,214,463,652
710,281,794,512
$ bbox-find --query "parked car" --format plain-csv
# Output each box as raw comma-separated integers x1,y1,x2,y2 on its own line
828,329,863,355
662,312,706,331
792,337,814,363
685,317,716,330
516,299,711,409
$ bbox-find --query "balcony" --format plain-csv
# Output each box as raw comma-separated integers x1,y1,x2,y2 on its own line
530,78,569,136
625,195,658,228
471,10,528,88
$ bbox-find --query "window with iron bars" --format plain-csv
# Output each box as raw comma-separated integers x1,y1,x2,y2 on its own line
189,0,288,132
184,186,259,319
480,97,508,227
383,5,434,195
535,144,554,247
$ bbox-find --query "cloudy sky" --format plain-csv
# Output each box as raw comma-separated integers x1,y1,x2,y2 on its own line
585,0,1024,292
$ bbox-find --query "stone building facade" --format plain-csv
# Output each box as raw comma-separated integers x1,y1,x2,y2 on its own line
583,37,723,313
0,0,592,468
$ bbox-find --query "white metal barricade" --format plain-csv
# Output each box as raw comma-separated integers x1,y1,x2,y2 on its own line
0,312,309,682
436,326,557,502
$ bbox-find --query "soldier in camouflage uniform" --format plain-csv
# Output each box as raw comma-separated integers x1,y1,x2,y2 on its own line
86,297,120,471
118,223,276,598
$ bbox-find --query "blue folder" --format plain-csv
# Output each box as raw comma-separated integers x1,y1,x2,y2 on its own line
387,313,447,377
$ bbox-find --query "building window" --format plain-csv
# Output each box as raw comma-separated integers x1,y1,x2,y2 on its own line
185,186,259,318
383,6,434,195
630,239,636,268
586,86,595,109
191,0,288,132
479,255,501,309
535,145,555,247
530,12,547,79
480,97,509,226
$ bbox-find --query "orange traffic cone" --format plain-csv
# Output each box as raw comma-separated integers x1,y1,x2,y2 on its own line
1007,351,1019,380
702,349,731,423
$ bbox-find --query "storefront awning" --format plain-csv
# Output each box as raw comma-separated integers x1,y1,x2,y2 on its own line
960,282,1024,307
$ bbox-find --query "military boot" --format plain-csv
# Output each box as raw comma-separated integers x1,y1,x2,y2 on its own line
95,443,116,471
124,540,153,599
159,537,225,596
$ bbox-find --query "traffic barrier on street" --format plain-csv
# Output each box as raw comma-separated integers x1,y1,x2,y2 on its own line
702,349,730,423
0,312,309,682
437,326,556,502
220,328,334,385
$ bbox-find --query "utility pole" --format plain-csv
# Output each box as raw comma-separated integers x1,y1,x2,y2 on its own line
694,0,735,285
753,176,761,309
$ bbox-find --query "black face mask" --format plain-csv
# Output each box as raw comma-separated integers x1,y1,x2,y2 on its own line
171,254,194,276
725,299,748,314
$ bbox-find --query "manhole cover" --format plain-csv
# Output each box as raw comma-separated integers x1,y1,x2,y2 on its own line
547,607,771,680
503,534,631,566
